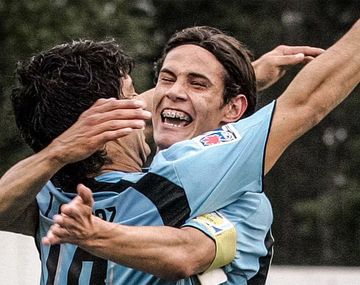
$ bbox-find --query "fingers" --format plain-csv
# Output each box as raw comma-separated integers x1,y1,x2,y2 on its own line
82,99,151,134
91,98,147,113
42,224,70,245
90,116,148,131
42,185,95,246
60,197,90,220
279,45,325,57
275,51,320,68
53,213,75,229
89,106,152,123
274,53,305,67
49,97,151,165
77,184,94,207
86,98,151,119
78,98,151,138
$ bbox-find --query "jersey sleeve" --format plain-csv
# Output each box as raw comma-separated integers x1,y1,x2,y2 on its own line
183,211,236,271
149,101,276,216
185,192,274,284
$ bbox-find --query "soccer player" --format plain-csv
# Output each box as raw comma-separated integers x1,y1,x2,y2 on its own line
43,19,359,284
0,38,321,284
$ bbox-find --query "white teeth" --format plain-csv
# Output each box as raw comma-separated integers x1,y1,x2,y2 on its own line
162,110,191,121
164,122,184,127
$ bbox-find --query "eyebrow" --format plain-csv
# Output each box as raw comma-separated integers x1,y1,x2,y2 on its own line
159,68,175,77
160,68,213,85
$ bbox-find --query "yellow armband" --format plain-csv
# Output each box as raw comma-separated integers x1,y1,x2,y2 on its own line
191,211,236,270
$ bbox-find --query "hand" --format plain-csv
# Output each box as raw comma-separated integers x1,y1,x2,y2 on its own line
253,45,325,91
48,98,152,165
42,184,98,246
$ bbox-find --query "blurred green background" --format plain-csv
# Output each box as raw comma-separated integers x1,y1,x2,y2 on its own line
0,0,359,266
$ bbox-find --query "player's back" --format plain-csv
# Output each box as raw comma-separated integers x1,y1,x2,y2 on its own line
36,172,195,285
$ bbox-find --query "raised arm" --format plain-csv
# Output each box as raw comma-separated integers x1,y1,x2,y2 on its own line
265,20,360,173
43,184,219,280
0,99,150,235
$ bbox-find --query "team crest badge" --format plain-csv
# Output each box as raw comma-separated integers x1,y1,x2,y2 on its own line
198,126,239,146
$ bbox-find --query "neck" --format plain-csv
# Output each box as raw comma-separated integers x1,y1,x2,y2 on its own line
101,131,150,173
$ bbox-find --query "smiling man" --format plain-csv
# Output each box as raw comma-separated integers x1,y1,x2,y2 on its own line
0,37,320,285
1,21,357,285
153,44,251,150
42,21,359,285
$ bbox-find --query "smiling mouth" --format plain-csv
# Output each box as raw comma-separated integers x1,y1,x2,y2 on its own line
161,109,192,127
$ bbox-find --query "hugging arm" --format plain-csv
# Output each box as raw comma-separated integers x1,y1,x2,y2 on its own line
43,184,218,280
41,43,326,279
0,99,150,235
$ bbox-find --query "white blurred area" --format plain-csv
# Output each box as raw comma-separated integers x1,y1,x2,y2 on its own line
0,231,40,284
1,230,360,285
267,266,360,285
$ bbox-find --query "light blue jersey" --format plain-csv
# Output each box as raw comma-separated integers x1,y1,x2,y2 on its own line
36,101,275,284
185,192,273,285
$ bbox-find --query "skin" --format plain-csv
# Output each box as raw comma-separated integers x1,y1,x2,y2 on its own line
153,44,247,151
0,98,151,235
42,42,328,280
252,44,322,90
42,18,360,280
44,184,212,279
0,43,327,279
152,44,326,152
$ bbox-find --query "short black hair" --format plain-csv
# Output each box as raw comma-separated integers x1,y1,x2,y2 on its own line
11,39,134,191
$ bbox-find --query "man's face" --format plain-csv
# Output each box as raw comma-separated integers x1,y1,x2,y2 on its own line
153,44,229,150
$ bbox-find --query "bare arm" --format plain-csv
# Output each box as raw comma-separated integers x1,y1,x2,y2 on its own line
0,99,150,235
265,20,360,173
0,148,64,235
43,184,216,280
41,43,321,277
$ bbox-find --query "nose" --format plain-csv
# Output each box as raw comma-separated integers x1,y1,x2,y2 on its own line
165,80,188,102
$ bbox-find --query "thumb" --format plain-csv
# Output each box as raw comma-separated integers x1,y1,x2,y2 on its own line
77,184,94,207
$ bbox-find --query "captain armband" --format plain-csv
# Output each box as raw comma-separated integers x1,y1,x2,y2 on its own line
186,211,236,270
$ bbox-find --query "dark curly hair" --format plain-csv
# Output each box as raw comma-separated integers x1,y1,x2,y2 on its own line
155,26,257,118
11,39,134,191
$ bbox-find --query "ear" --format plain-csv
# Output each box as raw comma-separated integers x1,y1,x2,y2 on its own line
222,94,248,123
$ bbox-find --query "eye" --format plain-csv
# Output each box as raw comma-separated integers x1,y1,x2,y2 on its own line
191,81,207,88
159,76,175,84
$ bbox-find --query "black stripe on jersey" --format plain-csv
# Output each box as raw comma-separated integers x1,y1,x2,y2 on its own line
83,178,134,194
46,244,60,285
248,230,274,285
82,173,190,227
135,172,190,227
44,192,54,217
